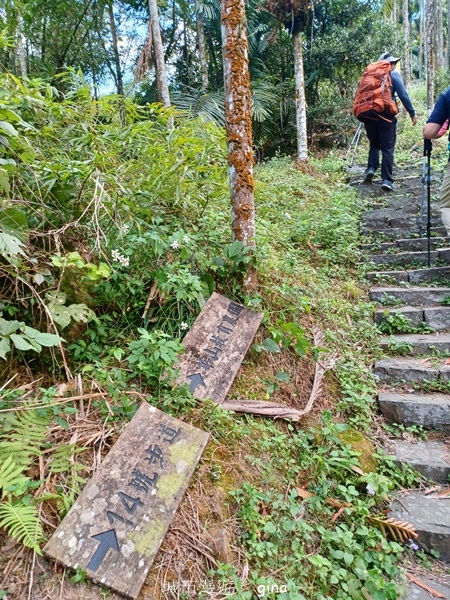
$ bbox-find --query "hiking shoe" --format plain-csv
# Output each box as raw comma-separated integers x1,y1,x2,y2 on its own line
363,169,375,184
381,180,395,191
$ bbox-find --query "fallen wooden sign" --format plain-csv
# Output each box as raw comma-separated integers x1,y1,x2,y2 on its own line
44,403,209,599
176,292,263,403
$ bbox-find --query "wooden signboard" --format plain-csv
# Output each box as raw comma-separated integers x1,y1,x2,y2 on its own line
44,403,209,599
177,292,263,403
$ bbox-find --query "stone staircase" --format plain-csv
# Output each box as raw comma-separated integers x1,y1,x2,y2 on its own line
351,167,450,597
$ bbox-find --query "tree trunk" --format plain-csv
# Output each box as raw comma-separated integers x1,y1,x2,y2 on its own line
448,0,450,68
402,0,410,85
436,0,444,70
426,0,435,111
293,31,308,163
419,0,425,78
16,16,27,79
195,0,209,90
107,1,124,95
148,0,171,107
221,0,256,291
447,0,450,68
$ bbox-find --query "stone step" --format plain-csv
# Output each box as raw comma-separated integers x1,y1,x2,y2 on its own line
379,332,450,355
367,248,450,267
361,214,441,231
370,287,450,306
375,306,450,331
374,306,425,328
374,357,442,383
398,237,450,252
362,226,448,240
367,266,450,284
425,307,450,330
391,492,450,562
406,577,450,600
362,237,450,253
378,392,450,431
387,439,450,483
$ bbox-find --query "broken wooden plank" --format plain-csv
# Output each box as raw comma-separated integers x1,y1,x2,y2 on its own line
44,403,209,600
176,292,263,403
221,399,306,420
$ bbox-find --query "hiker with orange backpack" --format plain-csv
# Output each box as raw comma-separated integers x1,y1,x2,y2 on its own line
353,52,418,191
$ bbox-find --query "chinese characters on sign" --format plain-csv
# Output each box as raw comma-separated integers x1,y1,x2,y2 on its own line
44,404,209,600
177,293,263,403
196,301,244,372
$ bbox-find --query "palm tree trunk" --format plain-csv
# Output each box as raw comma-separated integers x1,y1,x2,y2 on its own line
107,1,124,95
16,15,27,79
221,0,256,290
436,0,444,70
402,0,410,85
419,0,425,78
448,0,450,67
293,31,308,163
148,0,171,107
195,0,209,90
426,0,435,111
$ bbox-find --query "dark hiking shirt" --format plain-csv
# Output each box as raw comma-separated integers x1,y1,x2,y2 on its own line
390,70,415,117
427,87,450,126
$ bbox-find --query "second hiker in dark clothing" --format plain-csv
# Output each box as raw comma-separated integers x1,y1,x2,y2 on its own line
358,52,418,191
423,88,450,231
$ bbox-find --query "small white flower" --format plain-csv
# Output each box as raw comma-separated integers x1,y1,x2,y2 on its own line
285,212,292,220
122,224,130,233
180,322,189,330
111,249,120,261
183,235,189,243
170,240,180,250
167,273,173,279
366,484,376,496
407,538,420,551
120,256,130,267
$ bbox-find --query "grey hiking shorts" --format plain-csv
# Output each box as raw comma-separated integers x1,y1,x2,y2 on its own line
440,162,450,208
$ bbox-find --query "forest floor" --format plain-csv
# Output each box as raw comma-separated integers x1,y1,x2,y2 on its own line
1,85,450,600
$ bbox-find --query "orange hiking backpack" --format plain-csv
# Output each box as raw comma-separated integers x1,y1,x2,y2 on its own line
353,60,399,120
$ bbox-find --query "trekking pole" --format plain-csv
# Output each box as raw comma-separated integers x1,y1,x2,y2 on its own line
419,146,427,236
424,138,433,267
345,123,363,167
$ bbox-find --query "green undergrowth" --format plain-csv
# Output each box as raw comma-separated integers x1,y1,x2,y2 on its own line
0,73,429,599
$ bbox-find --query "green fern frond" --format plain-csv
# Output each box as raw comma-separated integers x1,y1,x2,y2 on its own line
0,456,28,498
0,405,52,469
0,441,42,470
0,501,44,553
48,444,85,474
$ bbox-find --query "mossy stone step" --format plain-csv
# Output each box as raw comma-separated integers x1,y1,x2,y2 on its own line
387,439,450,483
367,266,450,284
425,307,450,330
362,236,450,253
370,287,450,306
391,492,450,562
375,305,450,331
378,392,450,431
362,215,421,230
367,247,450,267
379,332,450,355
374,357,441,383
374,306,424,327
361,226,447,240
398,236,450,252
